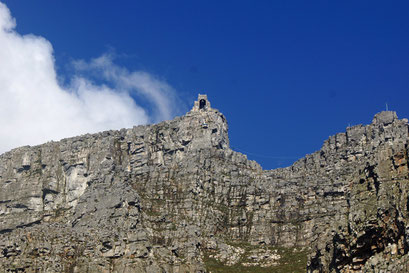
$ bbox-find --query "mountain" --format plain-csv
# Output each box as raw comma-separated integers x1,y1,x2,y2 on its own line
1,95,408,272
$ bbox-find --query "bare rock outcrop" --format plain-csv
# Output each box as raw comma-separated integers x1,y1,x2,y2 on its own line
0,96,408,272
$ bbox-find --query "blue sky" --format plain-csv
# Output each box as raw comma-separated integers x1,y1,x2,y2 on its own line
1,0,408,169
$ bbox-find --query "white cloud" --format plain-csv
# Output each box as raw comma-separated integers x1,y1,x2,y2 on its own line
72,54,179,122
0,2,181,154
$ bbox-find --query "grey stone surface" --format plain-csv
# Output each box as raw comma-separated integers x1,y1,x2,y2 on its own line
0,96,408,272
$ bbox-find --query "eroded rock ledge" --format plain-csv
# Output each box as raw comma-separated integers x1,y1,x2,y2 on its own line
0,96,408,272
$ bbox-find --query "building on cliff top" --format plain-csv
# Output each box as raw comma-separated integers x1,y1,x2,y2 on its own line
192,94,211,111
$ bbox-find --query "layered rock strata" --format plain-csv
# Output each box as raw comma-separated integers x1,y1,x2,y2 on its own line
0,97,408,272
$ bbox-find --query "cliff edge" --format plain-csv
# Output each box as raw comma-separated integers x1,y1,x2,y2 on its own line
0,96,408,272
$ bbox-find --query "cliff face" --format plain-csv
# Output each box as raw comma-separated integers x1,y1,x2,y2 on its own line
0,97,408,272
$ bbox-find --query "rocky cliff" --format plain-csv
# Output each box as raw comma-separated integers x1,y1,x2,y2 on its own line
0,96,408,272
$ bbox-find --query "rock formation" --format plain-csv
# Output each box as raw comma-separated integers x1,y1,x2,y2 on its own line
0,95,408,272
